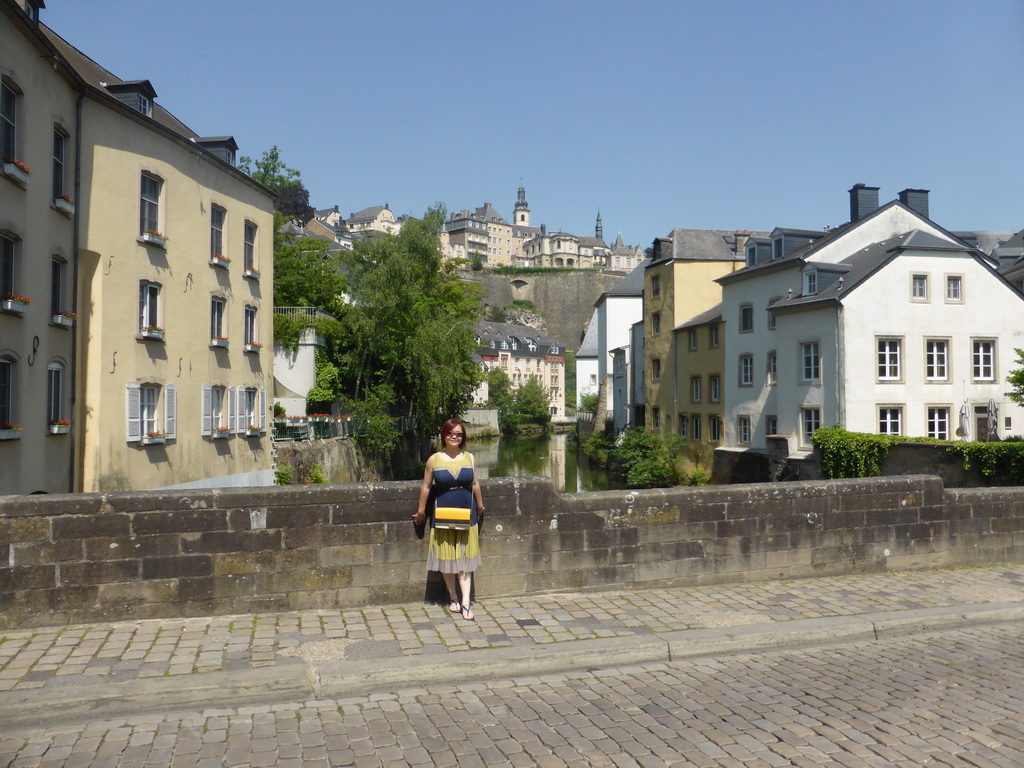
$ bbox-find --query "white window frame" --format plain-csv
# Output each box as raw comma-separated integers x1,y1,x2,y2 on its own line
911,273,929,302
1,81,17,163
51,257,67,316
710,325,719,348
1,233,17,300
678,414,688,437
0,357,15,427
803,270,817,296
244,305,257,345
801,342,820,383
801,407,821,448
211,297,225,340
710,376,720,403
925,339,949,382
689,329,697,350
127,382,176,441
52,127,66,202
927,406,950,440
652,407,660,430
738,416,751,445
691,376,701,403
945,274,964,303
243,221,257,271
879,407,903,436
210,205,225,257
138,281,161,332
765,415,778,436
739,354,754,387
767,351,777,386
972,339,995,382
140,172,161,235
877,338,902,382
47,362,64,424
692,415,702,440
710,416,721,443
652,358,661,382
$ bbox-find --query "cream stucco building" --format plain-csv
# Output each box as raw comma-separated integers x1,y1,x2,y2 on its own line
0,0,79,493
0,1,276,493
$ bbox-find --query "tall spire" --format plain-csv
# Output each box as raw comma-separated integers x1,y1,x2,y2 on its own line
514,183,530,227
595,210,603,241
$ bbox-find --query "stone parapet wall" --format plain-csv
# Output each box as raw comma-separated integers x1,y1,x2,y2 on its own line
2,476,1023,629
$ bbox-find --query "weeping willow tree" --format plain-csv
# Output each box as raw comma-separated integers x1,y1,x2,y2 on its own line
331,204,484,452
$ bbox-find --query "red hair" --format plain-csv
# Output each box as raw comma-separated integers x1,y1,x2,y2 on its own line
440,418,467,449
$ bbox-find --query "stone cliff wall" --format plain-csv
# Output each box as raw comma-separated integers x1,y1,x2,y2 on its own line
465,271,627,349
2,475,1023,629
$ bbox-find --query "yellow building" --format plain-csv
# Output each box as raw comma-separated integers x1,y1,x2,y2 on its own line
673,306,725,474
644,230,762,450
36,15,277,492
0,0,79,493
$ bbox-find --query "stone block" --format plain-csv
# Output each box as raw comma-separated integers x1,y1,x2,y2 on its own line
12,539,82,566
59,559,139,585
141,555,212,580
132,509,228,535
180,529,282,554
740,533,791,554
371,541,429,565
0,565,55,591
320,544,372,568
97,579,179,607
550,547,610,571
47,584,99,612
664,540,706,560
0,516,50,542
255,568,351,594
678,503,728,524
766,547,811,569
52,514,130,540
554,511,606,532
212,550,277,576
83,536,139,561
717,517,760,538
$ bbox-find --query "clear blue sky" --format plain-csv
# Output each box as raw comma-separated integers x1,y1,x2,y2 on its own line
47,1,1024,247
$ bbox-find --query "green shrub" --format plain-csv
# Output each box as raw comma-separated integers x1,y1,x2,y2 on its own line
306,463,327,484
275,464,293,485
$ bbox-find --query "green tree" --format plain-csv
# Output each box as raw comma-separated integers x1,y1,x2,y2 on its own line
514,377,552,427
563,349,577,409
333,204,484,441
239,145,314,225
1007,348,1024,406
274,236,346,312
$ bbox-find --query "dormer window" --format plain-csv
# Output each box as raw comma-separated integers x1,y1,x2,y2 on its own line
106,80,157,117
196,137,239,167
746,246,757,268
803,270,818,296
23,0,41,23
772,238,783,260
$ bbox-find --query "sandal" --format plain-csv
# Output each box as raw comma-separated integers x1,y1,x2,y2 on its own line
461,603,475,622
449,599,461,614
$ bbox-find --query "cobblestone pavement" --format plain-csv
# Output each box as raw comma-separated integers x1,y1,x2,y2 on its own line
2,565,1024,696
2,621,1024,767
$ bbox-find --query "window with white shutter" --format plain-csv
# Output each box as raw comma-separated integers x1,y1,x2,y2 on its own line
259,388,267,432
202,385,212,436
126,382,141,442
228,386,236,433
164,384,176,439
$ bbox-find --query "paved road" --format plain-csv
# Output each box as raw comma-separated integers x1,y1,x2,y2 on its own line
3,621,1023,767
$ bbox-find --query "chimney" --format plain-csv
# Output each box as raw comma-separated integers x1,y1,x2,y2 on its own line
898,188,930,219
734,230,750,254
849,183,880,222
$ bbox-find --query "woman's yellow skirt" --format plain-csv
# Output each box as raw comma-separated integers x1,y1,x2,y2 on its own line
426,524,481,573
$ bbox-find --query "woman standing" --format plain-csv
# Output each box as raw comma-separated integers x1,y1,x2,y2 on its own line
413,418,484,621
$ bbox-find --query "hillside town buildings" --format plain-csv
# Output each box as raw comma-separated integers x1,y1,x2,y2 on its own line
473,320,566,418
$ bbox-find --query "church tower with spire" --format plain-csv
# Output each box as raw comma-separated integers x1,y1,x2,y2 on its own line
514,183,531,227
595,210,603,242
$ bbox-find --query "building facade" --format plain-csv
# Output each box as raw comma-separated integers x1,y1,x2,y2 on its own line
0,0,79,493
475,320,566,417
18,9,278,492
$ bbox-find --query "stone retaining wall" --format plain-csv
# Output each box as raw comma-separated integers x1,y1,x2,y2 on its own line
2,475,1023,629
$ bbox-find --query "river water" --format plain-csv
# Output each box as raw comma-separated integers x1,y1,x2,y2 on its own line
471,432,628,493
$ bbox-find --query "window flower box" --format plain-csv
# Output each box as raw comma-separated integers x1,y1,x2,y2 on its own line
2,158,30,184
244,342,263,353
0,422,23,440
141,326,164,341
212,427,232,439
48,420,70,435
210,337,229,348
209,254,231,269
142,230,167,248
55,196,75,216
243,267,261,280
1,295,31,316
141,432,166,445
51,312,76,328
245,425,262,437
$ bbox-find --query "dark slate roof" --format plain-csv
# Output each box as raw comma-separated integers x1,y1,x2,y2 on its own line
652,228,769,265
576,314,600,357
773,229,1003,312
677,303,723,330
1002,254,1024,284
578,236,607,248
348,205,388,222
475,320,562,355
475,202,509,225
41,25,198,140
994,229,1024,265
603,257,651,299
954,230,1018,256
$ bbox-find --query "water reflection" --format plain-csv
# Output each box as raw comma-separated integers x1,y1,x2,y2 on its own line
473,432,627,493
